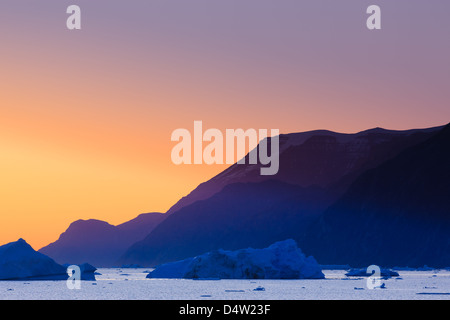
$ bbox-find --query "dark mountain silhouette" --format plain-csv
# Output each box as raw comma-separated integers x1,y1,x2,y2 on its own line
120,126,442,267
167,126,442,214
39,212,166,267
120,180,333,266
301,124,450,268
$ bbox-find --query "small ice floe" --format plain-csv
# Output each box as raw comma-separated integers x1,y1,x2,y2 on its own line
392,266,415,271
253,286,265,291
417,265,434,271
320,265,351,270
367,282,386,289
121,264,142,268
416,292,450,296
345,268,399,279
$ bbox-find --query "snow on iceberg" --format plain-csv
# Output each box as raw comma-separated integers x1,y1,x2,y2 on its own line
147,239,324,279
0,239,67,280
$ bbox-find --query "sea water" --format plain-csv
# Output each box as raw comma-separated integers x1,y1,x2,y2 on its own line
0,269,449,300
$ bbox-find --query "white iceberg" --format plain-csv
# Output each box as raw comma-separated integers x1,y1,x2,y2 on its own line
0,239,67,280
147,239,324,279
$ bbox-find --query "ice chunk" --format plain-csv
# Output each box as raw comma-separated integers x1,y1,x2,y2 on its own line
417,265,434,271
320,265,351,270
63,262,98,280
0,239,67,280
147,239,324,279
345,268,399,278
79,263,97,274
120,264,142,268
392,266,415,271
63,263,97,273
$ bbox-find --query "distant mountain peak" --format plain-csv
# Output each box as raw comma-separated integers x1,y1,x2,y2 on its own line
39,212,167,267
69,219,114,227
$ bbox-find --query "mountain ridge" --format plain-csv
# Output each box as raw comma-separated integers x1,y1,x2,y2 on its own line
119,125,444,267
39,124,446,267
301,123,450,267
39,212,166,266
167,125,443,214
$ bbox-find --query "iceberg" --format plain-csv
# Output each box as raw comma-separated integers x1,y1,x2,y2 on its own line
0,239,67,280
78,262,97,274
63,262,98,280
63,262,97,274
147,239,324,279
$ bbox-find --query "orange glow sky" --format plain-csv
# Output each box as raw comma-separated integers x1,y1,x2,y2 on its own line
1,1,449,249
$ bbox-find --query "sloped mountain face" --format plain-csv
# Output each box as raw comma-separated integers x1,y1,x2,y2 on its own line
301,124,450,268
115,212,167,240
39,212,166,267
120,180,333,267
167,127,442,214
120,126,443,267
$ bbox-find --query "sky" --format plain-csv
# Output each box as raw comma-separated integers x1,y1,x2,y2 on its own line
1,1,449,249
